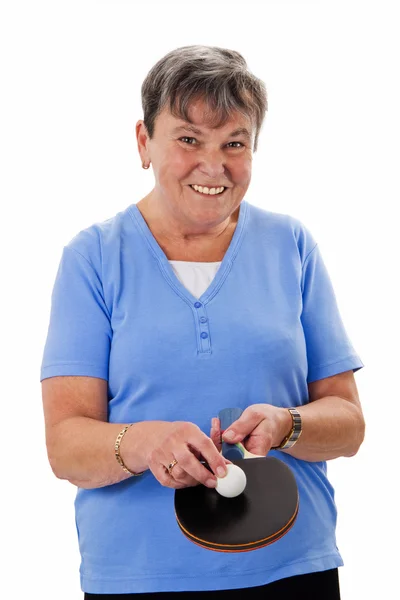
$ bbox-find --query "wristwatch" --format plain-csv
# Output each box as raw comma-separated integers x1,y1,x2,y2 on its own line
272,408,302,450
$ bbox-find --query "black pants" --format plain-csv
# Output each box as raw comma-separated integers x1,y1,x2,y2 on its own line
84,567,340,599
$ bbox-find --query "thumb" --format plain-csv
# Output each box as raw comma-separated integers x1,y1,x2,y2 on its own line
221,421,245,443
221,410,256,443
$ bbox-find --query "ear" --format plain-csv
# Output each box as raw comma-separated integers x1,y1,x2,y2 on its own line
136,120,151,160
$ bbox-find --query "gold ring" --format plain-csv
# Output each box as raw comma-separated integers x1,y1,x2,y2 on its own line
167,459,178,475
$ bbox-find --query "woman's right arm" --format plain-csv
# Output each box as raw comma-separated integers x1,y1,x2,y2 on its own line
42,376,228,490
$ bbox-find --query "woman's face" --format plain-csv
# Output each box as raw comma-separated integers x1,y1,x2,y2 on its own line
136,98,254,235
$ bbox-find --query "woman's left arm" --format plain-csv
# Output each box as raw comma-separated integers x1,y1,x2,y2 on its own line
280,370,366,461
218,370,365,463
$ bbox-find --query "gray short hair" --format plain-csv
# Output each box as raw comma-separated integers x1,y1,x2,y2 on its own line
141,45,268,152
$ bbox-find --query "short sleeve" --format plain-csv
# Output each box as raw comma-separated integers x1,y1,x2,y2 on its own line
40,245,112,382
301,242,364,383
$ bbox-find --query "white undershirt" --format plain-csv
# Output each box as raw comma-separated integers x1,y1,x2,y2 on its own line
169,260,222,299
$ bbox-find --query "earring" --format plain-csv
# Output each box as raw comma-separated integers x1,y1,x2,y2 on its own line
142,162,150,169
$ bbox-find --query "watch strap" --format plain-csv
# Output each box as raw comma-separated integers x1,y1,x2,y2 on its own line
272,408,302,450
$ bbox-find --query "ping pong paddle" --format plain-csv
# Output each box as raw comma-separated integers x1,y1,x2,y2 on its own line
174,407,299,552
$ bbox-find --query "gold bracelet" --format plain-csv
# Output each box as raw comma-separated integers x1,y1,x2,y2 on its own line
114,424,145,477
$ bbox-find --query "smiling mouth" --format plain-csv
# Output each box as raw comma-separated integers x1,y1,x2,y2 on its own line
188,185,228,197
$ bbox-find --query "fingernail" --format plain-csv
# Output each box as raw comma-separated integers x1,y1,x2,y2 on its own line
223,430,235,441
217,466,227,478
206,478,217,488
212,418,217,428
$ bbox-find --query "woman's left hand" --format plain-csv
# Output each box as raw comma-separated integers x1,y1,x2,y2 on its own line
210,404,292,456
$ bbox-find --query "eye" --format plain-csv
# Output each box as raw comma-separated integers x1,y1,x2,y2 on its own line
179,137,197,145
179,137,244,148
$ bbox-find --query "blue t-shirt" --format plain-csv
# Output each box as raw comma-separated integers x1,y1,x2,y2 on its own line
40,200,364,594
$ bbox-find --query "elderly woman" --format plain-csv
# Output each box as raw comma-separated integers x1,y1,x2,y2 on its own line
40,45,365,599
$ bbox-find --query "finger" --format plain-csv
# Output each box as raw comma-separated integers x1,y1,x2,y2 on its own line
211,419,233,464
210,417,222,453
150,462,178,488
197,435,229,479
147,446,197,489
170,459,212,487
170,450,217,488
183,435,229,484
243,428,273,456
149,456,199,489
221,406,264,443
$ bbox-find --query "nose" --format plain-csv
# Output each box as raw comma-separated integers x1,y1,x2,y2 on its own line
197,150,226,180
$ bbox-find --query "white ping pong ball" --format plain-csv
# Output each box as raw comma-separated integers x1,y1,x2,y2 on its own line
215,464,247,498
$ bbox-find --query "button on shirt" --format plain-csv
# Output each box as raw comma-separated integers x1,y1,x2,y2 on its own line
40,200,364,595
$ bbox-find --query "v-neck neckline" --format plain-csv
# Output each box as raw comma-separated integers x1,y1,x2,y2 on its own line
129,200,249,306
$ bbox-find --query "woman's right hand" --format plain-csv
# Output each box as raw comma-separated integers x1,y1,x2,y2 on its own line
140,420,230,490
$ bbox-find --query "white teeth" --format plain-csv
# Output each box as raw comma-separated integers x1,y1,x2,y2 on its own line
190,184,225,195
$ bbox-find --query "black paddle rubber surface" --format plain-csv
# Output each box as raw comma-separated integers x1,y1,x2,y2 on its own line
174,456,299,552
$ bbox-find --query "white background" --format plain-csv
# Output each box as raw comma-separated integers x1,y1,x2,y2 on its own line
1,1,398,598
